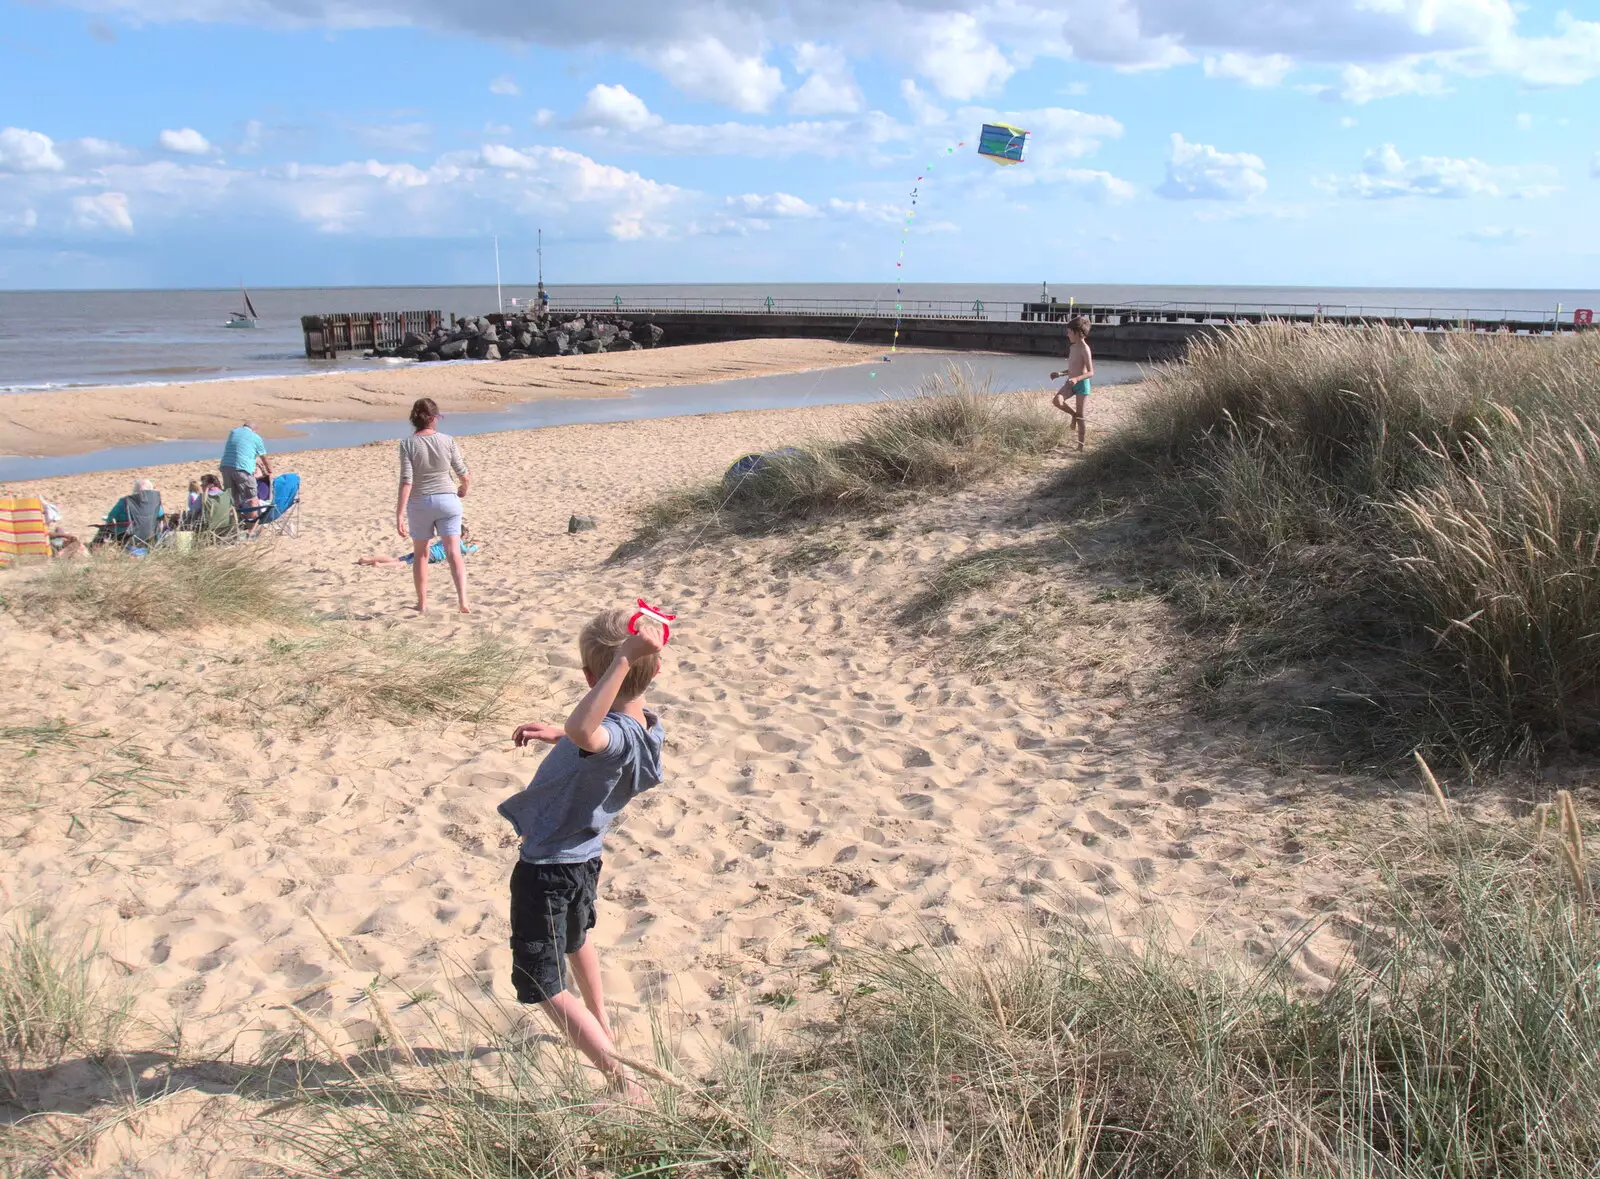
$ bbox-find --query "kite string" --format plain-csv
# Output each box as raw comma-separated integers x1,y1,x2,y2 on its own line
670,138,969,560
892,140,965,355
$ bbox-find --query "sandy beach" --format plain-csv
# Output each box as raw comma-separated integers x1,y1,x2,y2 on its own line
0,356,1432,1174
0,339,890,458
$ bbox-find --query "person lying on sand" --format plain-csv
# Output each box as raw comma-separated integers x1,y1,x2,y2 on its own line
357,525,477,567
497,608,667,1102
1049,315,1095,452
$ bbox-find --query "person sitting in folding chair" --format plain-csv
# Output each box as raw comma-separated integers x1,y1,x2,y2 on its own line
193,473,237,539
95,480,164,550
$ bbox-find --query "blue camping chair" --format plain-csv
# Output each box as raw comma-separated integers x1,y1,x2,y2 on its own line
241,472,302,538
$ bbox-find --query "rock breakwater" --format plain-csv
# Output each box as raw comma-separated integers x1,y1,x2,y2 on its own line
365,311,665,363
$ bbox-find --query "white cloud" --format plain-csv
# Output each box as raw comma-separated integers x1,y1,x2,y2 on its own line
1155,132,1267,201
0,127,65,173
1464,226,1531,243
567,85,912,158
1332,144,1557,199
1473,11,1600,87
650,37,783,113
2,138,691,246
532,109,556,128
350,122,432,152
1339,116,1359,128
573,83,659,133
238,120,264,154
1056,168,1138,201
1203,52,1292,87
726,192,821,218
489,75,521,96
477,143,680,239
1337,60,1450,103
900,79,948,126
910,12,1014,99
71,191,133,232
825,197,903,225
789,43,863,115
1514,112,1533,131
158,127,214,155
41,0,1600,113
0,207,39,235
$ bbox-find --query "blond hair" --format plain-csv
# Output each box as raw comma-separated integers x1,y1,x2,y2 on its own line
579,607,660,700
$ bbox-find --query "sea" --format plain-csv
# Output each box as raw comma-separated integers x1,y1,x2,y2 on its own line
2,282,1593,393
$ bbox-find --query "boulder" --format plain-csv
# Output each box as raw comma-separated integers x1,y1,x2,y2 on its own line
568,514,598,533
438,339,469,359
576,339,604,354
402,331,428,348
641,323,664,347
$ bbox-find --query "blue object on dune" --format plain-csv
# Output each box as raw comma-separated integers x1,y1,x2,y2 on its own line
724,447,807,487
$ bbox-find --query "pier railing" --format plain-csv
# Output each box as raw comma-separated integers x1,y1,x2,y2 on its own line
552,297,1591,332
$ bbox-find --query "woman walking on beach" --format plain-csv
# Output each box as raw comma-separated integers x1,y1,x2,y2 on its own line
396,397,472,613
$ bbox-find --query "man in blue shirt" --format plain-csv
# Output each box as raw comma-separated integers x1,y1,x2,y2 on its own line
220,422,271,511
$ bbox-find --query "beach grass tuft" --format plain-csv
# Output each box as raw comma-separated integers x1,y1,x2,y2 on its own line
0,915,133,1086
262,629,527,727
3,543,298,633
629,364,1067,547
1050,323,1600,766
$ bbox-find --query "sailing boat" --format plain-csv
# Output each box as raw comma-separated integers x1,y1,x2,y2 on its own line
226,284,259,329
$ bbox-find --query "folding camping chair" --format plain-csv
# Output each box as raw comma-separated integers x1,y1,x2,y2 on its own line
241,472,302,539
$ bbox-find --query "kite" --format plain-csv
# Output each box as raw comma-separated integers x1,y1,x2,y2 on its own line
977,122,1029,166
629,598,676,644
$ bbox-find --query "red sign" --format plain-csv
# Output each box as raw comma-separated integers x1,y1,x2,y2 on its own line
1577,309,1594,326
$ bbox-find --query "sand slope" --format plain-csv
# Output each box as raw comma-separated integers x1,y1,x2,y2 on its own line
0,390,1424,1173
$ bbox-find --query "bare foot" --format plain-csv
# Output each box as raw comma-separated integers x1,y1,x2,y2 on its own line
604,1071,650,1105
459,604,472,614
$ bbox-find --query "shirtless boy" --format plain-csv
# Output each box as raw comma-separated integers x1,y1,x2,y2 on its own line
1049,315,1095,451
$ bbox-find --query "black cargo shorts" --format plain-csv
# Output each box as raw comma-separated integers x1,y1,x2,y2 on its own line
508,858,602,1003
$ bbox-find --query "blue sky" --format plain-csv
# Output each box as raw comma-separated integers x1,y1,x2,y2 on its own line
1,0,1597,289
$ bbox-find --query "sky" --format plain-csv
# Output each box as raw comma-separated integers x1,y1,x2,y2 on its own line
1,0,1597,290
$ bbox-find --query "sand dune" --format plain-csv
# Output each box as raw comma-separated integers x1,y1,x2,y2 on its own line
0,385,1427,1173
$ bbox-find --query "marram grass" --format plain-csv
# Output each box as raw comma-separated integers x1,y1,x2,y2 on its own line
1078,323,1600,766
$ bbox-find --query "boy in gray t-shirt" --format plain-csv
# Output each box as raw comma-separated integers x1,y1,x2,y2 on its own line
498,607,666,1097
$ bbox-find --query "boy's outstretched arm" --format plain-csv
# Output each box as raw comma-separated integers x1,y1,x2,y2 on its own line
512,722,564,746
564,629,665,752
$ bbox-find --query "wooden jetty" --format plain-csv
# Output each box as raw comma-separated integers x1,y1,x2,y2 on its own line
303,299,1592,365
302,311,444,359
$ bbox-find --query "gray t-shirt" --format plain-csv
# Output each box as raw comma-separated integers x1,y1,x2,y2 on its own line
497,711,664,864
398,432,468,497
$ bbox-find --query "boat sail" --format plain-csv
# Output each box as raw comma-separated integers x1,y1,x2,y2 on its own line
226,284,259,329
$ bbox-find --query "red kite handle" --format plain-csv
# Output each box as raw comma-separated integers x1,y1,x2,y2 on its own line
628,597,676,644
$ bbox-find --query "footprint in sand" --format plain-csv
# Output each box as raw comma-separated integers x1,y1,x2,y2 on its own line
1085,810,1131,839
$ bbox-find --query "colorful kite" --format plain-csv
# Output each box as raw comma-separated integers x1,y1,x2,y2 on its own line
977,123,1029,166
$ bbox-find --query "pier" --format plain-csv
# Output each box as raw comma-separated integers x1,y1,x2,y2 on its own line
302,299,1593,365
